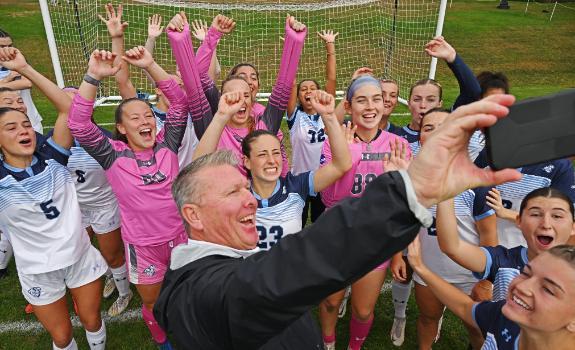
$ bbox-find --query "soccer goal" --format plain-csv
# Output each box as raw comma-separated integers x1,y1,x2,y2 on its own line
40,0,447,106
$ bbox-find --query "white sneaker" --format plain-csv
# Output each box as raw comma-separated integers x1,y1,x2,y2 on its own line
338,286,351,319
390,316,406,346
324,341,336,350
108,290,133,317
103,274,116,299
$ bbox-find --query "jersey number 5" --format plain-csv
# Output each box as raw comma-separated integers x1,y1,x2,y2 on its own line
40,200,60,220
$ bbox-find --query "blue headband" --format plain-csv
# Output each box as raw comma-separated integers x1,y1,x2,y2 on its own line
346,75,381,102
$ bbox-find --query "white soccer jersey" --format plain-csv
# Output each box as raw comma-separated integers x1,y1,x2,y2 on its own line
418,187,494,283
155,107,199,169
0,141,91,274
68,140,119,210
253,172,315,250
287,106,326,175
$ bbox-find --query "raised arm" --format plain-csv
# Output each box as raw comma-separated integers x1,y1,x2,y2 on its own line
0,47,72,149
68,50,121,169
195,16,233,80
407,237,477,327
310,90,351,192
166,12,214,140
123,46,187,153
486,187,518,222
192,91,244,160
435,198,487,273
261,15,307,133
318,30,338,96
143,14,165,86
99,3,136,99
425,36,481,110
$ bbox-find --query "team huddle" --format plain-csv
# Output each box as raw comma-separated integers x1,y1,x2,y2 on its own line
1,3,575,350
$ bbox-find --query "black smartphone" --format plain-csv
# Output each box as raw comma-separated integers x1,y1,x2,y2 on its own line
485,89,575,170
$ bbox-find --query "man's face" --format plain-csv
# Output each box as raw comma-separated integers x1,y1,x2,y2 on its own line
194,164,259,250
0,90,27,114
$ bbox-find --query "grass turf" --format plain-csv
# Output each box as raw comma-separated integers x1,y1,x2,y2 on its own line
0,0,574,348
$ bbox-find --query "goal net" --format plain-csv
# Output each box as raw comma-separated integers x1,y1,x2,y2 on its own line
40,0,447,105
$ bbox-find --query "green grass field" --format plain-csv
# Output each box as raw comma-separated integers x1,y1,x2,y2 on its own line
0,0,574,349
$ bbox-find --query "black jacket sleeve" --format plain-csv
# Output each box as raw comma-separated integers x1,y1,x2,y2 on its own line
227,171,422,349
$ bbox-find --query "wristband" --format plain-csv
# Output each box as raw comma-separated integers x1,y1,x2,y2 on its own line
83,74,101,87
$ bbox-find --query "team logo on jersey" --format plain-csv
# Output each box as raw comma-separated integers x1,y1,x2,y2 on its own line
543,165,554,173
143,265,156,276
141,170,167,185
361,152,388,161
27,287,42,298
501,328,512,342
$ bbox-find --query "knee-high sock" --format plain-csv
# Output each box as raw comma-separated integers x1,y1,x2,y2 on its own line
53,338,78,350
348,314,374,350
392,280,412,319
110,265,130,296
85,320,106,350
142,304,167,344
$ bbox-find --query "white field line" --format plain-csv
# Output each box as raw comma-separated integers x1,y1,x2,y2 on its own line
0,308,141,334
1,282,394,334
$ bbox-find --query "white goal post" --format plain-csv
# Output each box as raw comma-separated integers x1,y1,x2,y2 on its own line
40,0,447,106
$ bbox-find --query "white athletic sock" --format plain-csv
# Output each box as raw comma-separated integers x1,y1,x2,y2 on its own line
111,264,130,296
53,338,78,350
392,280,413,319
0,233,13,269
85,321,106,350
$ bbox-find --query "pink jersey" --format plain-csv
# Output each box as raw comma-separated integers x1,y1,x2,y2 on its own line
68,79,188,246
172,24,304,177
320,130,411,208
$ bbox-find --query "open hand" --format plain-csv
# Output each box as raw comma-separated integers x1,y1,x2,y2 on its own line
383,138,412,173
191,19,208,41
98,3,128,38
148,14,164,39
317,30,339,44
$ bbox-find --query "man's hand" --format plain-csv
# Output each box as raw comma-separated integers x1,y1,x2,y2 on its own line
99,3,128,38
407,94,522,208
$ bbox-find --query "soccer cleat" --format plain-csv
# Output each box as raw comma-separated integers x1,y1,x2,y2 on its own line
157,340,174,350
103,274,117,299
323,341,336,350
390,316,406,346
108,290,133,317
338,286,351,319
24,303,33,314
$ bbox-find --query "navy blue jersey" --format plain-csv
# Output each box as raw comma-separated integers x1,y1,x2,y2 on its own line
475,245,528,302
253,171,315,250
473,301,520,350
